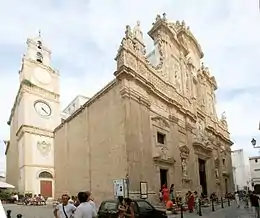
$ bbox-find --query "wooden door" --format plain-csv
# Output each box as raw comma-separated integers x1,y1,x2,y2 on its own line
40,180,52,198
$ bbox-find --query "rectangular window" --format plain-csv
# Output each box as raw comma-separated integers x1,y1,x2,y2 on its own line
157,132,165,144
254,169,260,171
255,159,258,163
222,159,226,166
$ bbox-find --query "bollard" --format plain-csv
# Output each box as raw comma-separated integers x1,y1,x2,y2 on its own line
17,214,22,218
6,210,11,218
221,197,224,208
211,199,215,212
228,197,230,206
198,198,202,216
180,203,183,218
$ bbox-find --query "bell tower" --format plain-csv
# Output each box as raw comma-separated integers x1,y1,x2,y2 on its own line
6,31,60,198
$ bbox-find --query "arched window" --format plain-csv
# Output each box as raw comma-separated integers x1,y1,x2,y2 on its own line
37,40,42,49
36,52,43,63
39,171,53,179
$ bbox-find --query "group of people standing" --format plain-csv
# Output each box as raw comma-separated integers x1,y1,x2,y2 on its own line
159,184,200,214
53,191,97,218
117,196,135,218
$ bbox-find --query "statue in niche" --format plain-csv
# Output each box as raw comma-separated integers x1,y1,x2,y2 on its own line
133,21,144,44
181,158,188,177
215,168,219,178
185,71,190,93
174,64,182,92
196,120,204,140
221,111,227,120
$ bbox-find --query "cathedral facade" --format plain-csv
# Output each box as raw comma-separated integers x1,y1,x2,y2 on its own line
5,34,60,198
54,14,234,204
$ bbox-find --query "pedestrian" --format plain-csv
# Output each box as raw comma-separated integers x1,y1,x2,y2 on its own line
235,191,240,208
161,185,170,204
169,184,175,203
117,196,126,218
249,191,260,218
74,192,97,218
124,198,135,218
53,194,76,218
187,191,194,213
194,191,199,214
85,191,97,213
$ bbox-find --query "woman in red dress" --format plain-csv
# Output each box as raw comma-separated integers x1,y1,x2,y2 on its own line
187,191,194,213
161,185,170,203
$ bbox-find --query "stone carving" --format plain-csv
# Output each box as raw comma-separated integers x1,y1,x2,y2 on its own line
133,21,144,44
215,168,219,178
174,64,182,92
179,145,189,159
221,111,226,120
181,158,188,177
196,120,204,139
37,141,51,156
151,116,170,129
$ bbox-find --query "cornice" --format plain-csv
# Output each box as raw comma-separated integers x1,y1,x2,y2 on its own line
16,125,54,140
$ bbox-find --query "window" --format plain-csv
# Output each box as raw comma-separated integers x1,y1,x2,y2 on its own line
255,159,258,163
36,52,43,63
39,171,53,178
136,201,153,213
222,159,226,166
37,40,42,49
101,202,117,211
254,169,260,171
157,132,165,144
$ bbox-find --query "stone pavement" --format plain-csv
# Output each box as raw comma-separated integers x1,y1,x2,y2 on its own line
2,202,256,218
168,202,255,218
3,204,53,218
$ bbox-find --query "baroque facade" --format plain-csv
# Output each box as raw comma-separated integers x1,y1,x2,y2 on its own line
54,14,234,205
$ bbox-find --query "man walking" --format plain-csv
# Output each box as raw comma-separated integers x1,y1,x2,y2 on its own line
74,192,97,218
249,191,260,218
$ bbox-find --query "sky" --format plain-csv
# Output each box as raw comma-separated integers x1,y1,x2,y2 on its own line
0,0,260,173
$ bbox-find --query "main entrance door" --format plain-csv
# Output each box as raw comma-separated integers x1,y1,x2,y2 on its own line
199,159,207,195
40,180,52,198
160,169,168,188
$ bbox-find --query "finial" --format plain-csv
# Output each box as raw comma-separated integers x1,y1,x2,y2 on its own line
156,14,161,22
221,111,226,120
181,20,186,26
38,29,41,37
136,20,140,26
162,12,167,21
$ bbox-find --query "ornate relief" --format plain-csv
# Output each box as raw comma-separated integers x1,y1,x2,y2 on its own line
174,63,182,92
37,141,51,156
151,116,170,129
179,145,190,159
153,146,175,164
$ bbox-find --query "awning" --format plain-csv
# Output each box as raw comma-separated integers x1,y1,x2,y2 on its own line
0,181,15,189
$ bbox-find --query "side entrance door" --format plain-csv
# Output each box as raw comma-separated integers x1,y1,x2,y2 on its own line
40,180,52,198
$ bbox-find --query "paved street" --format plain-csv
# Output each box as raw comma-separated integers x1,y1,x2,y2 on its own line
2,202,255,218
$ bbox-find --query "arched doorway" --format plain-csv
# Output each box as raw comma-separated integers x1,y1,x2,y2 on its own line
39,171,53,198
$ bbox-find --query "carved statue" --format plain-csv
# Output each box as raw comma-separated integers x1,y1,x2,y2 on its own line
185,71,190,92
174,64,182,92
221,111,226,120
181,158,188,177
215,168,219,178
133,21,144,43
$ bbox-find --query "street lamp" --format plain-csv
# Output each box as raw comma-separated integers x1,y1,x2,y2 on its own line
251,138,260,148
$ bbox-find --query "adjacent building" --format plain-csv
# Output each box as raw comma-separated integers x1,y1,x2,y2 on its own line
54,14,234,205
231,149,251,191
249,156,260,192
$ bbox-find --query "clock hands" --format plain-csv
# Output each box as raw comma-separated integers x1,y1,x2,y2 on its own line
41,107,48,114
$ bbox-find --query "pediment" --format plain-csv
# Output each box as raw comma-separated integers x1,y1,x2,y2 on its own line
193,139,213,154
151,116,170,129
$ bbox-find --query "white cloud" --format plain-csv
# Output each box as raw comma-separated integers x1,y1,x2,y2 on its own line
0,0,260,171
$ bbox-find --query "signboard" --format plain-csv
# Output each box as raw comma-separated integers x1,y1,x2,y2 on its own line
113,179,127,197
140,181,148,199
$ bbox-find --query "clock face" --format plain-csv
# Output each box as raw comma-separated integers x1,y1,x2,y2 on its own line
34,101,52,117
33,67,51,84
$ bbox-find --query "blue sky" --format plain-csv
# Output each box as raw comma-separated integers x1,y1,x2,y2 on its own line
0,0,260,172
